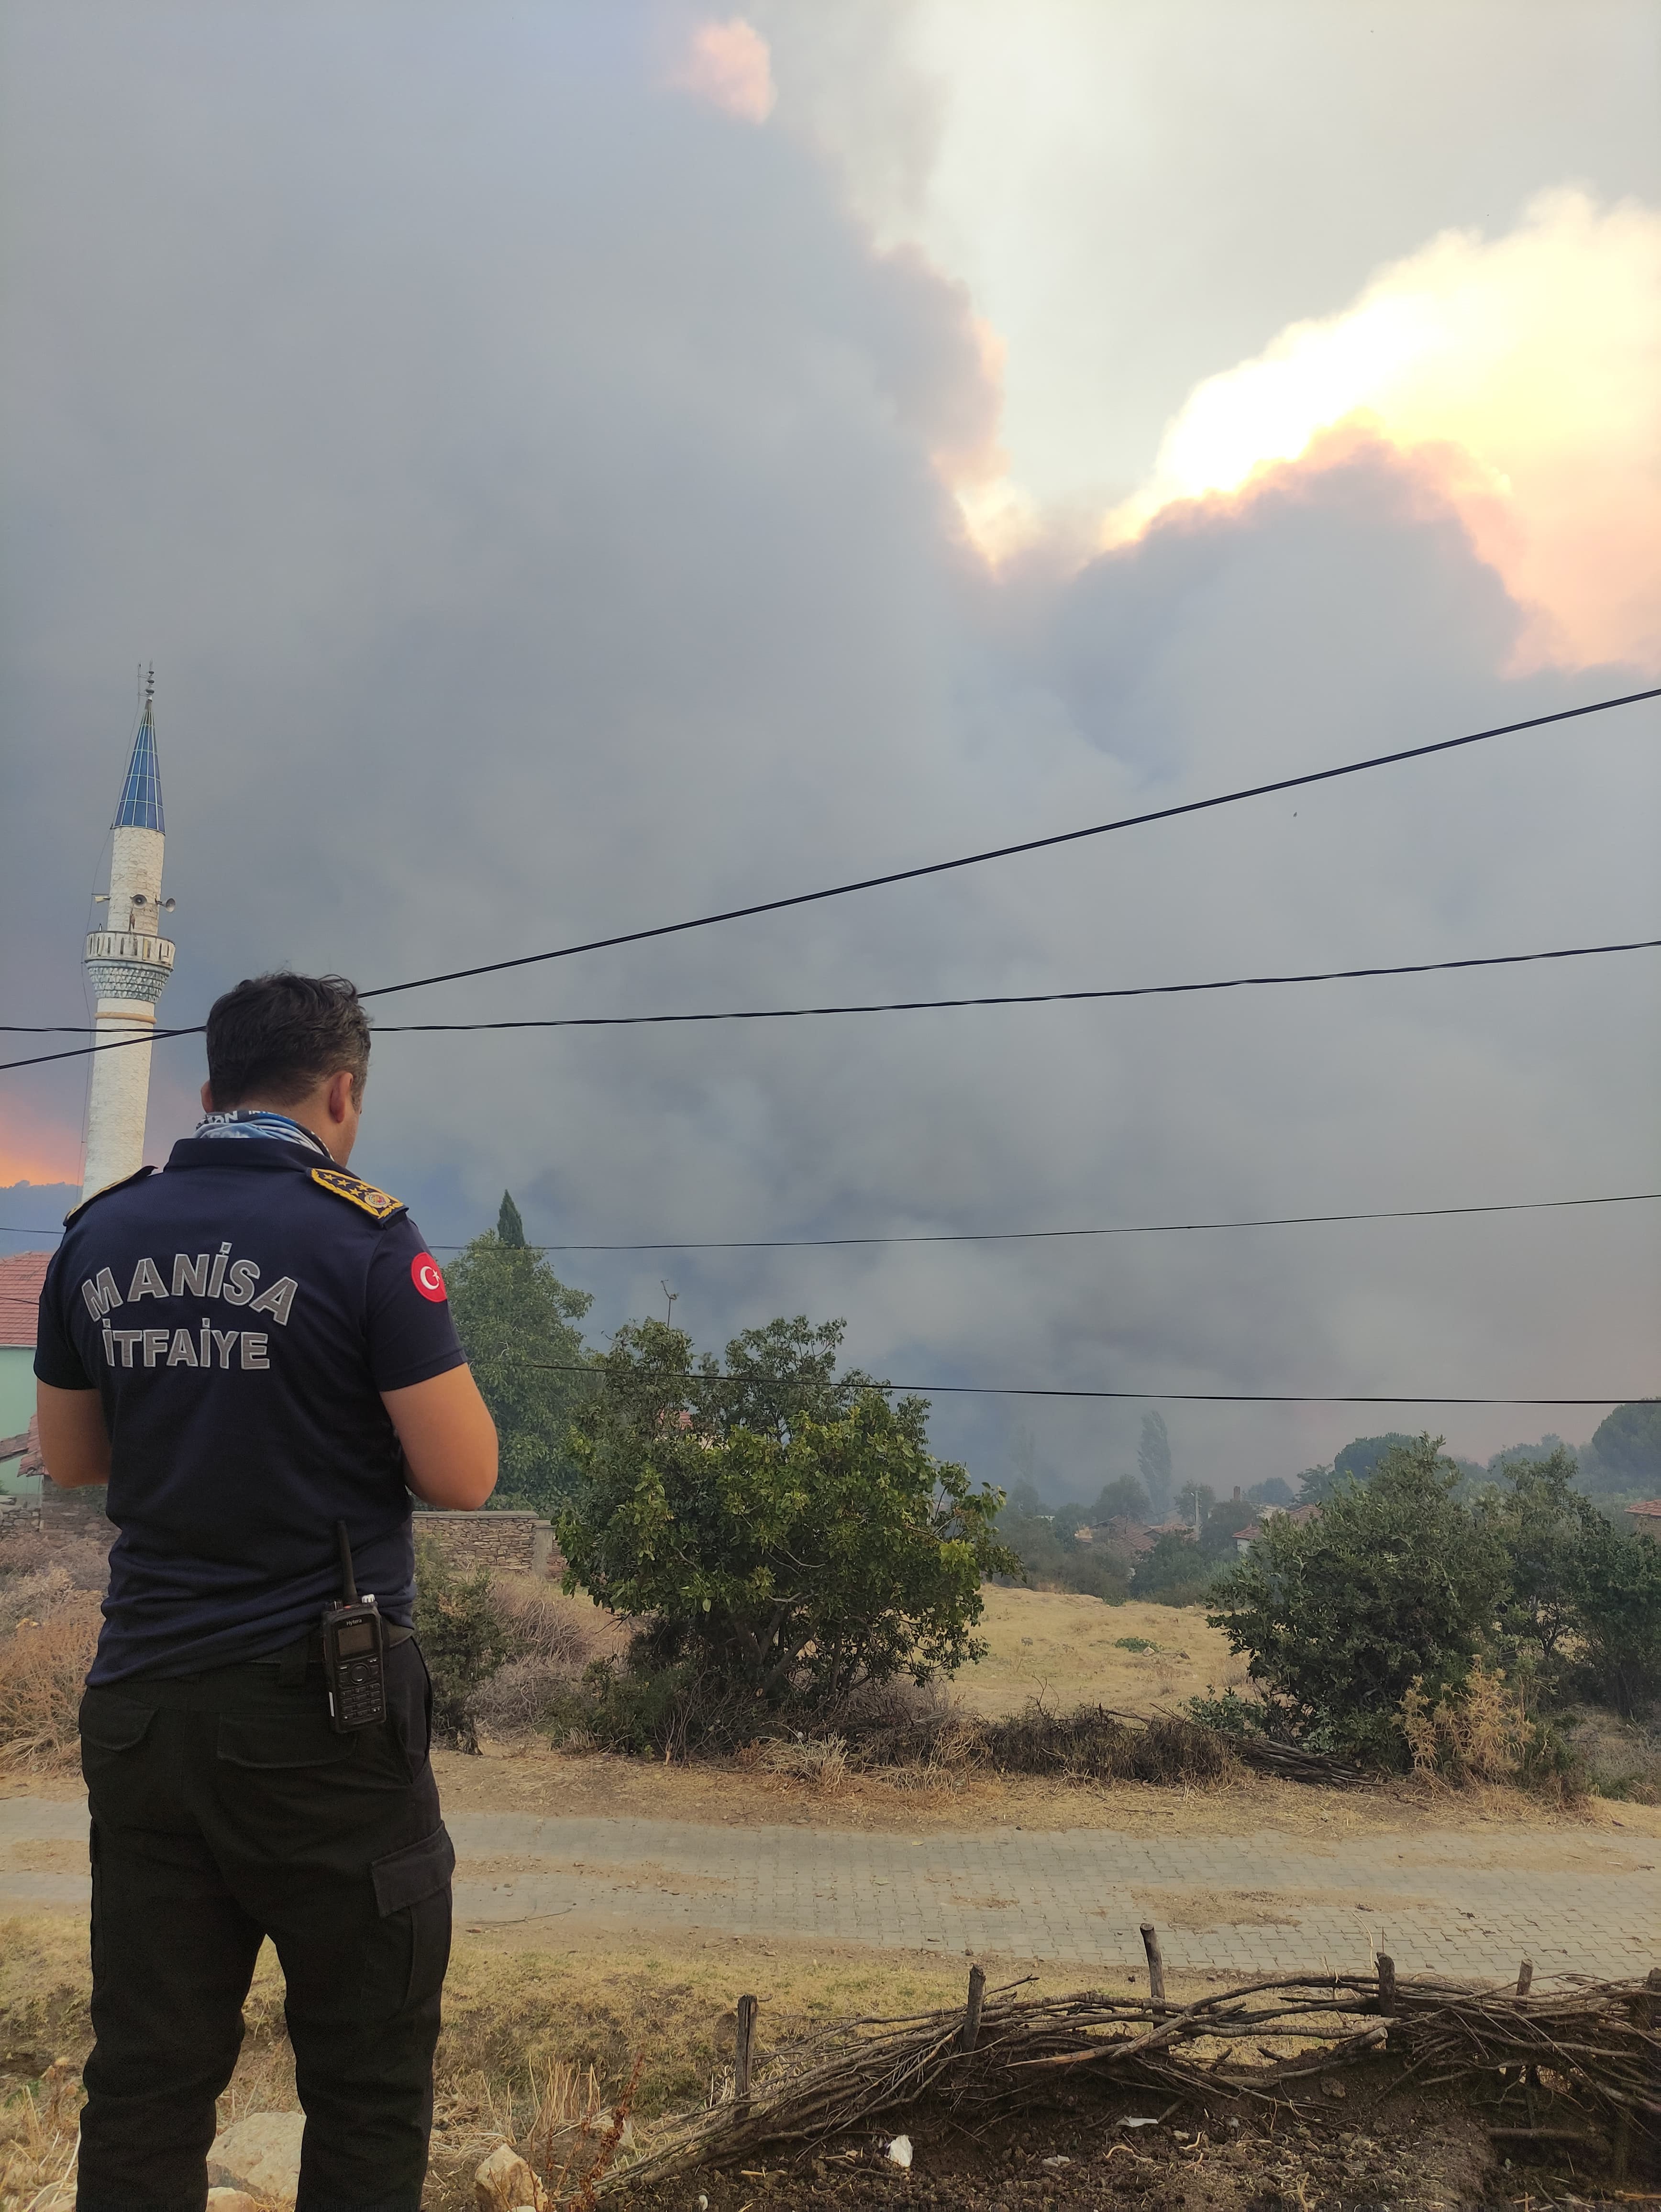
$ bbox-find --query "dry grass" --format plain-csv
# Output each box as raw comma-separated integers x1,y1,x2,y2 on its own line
959,1588,1239,1718
0,1911,1135,2211
467,1580,628,1747
0,2057,82,2212
0,1600,100,1771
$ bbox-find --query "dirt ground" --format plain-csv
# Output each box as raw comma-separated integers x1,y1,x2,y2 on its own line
8,1912,1656,2211
602,2087,1655,2212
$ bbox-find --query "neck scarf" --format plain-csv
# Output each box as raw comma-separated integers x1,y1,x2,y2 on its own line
194,1108,331,1159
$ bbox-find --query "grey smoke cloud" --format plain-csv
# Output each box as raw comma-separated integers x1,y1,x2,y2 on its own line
2,2,1656,1497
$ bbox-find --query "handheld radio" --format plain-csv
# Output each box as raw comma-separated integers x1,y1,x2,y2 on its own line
321,1521,387,1732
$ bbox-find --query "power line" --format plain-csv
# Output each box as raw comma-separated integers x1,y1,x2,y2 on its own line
350,686,1659,1005
5,928,1658,1073
8,1187,1659,1248
356,935,1661,1031
517,1361,1651,1406
0,1023,206,1073
424,1189,1661,1252
6,684,1650,1076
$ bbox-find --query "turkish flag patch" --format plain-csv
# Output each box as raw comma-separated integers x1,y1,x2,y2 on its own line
411,1253,447,1302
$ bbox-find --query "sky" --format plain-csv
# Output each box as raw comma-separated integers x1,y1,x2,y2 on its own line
2,0,1657,1500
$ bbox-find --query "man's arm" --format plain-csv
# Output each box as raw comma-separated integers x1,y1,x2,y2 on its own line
35,1382,112,1489
382,1366,498,1509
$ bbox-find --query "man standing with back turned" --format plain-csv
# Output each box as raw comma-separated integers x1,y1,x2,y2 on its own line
34,972,498,2212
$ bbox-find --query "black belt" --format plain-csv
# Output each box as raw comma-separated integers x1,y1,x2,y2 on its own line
251,1622,416,1672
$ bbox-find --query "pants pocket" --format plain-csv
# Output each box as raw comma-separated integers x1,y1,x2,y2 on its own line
80,1689,161,1827
371,1825,454,2013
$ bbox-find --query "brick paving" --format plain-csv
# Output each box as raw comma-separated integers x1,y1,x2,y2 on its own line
6,1797,1656,1982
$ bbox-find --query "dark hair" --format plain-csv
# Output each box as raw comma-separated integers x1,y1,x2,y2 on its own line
204,973,371,1110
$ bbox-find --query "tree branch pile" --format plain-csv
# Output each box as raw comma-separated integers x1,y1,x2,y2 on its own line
598,1965,1661,2194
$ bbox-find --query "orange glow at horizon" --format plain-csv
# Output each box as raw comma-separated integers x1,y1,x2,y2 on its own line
1099,189,1661,673
0,1095,81,1190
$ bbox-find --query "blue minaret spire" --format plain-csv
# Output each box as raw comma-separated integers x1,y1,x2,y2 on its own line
114,671,165,832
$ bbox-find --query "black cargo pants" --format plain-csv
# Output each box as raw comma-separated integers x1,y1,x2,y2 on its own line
76,1637,452,2212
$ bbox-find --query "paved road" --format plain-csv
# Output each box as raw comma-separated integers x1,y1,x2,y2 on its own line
4,1799,1656,1983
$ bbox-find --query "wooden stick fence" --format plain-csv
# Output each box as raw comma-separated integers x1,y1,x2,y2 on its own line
590,1945,1661,2196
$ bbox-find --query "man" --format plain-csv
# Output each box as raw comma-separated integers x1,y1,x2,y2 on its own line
34,971,498,2212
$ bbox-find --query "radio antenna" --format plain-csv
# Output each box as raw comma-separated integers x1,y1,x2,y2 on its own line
335,1521,359,1604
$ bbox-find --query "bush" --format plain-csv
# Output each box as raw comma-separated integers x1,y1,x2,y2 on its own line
1481,1446,1605,1670
558,1316,1018,1706
1207,1434,1508,1766
1131,1530,1213,1607
977,1705,1237,1785
413,1537,519,1740
0,1597,101,1764
1574,1528,1661,1717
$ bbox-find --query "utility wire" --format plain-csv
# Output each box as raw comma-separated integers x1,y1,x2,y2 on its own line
6,686,1652,1078
7,1188,1660,1246
350,685,1660,1004
516,1361,1652,1406
5,929,1658,1073
424,1189,1661,1252
352,936,1661,1031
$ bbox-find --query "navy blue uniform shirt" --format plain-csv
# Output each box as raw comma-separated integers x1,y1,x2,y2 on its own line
33,1137,465,1683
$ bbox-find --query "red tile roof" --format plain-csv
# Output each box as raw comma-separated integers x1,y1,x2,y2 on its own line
1627,1500,1661,1522
0,1251,52,1348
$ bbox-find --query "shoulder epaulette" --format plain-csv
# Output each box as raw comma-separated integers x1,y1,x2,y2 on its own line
310,1166,407,1222
63,1164,155,1225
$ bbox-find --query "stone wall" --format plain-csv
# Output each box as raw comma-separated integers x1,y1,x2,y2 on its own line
37,1476,113,1541
412,1510,559,1580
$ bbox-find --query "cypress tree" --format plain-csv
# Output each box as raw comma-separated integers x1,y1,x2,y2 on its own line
497,1190,527,1248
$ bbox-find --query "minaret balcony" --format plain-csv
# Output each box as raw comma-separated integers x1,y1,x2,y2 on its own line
85,930,176,1005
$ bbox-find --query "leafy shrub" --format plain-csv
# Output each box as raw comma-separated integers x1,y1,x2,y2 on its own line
1185,1687,1271,1739
413,1536,519,1740
1131,1531,1212,1607
558,1316,1018,1704
1480,1447,1605,1670
543,1654,711,1759
1207,1434,1508,1766
1574,1528,1661,1717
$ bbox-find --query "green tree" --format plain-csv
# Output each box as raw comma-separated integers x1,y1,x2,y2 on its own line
1137,1412,1172,1516
1130,1529,1210,1605
497,1190,527,1247
557,1316,1019,1703
1247,1477,1296,1507
1583,1403,1661,1497
1091,1474,1151,1525
1207,1435,1508,1763
1481,1446,1603,1666
1199,1495,1257,1560
443,1203,593,1512
1575,1526,1661,1717
1334,1432,1416,1485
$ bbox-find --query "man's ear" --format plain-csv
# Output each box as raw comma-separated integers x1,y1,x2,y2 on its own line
325,1068,357,1125
200,1082,214,1113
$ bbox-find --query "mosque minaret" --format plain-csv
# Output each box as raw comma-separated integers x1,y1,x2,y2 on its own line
80,673,176,1201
